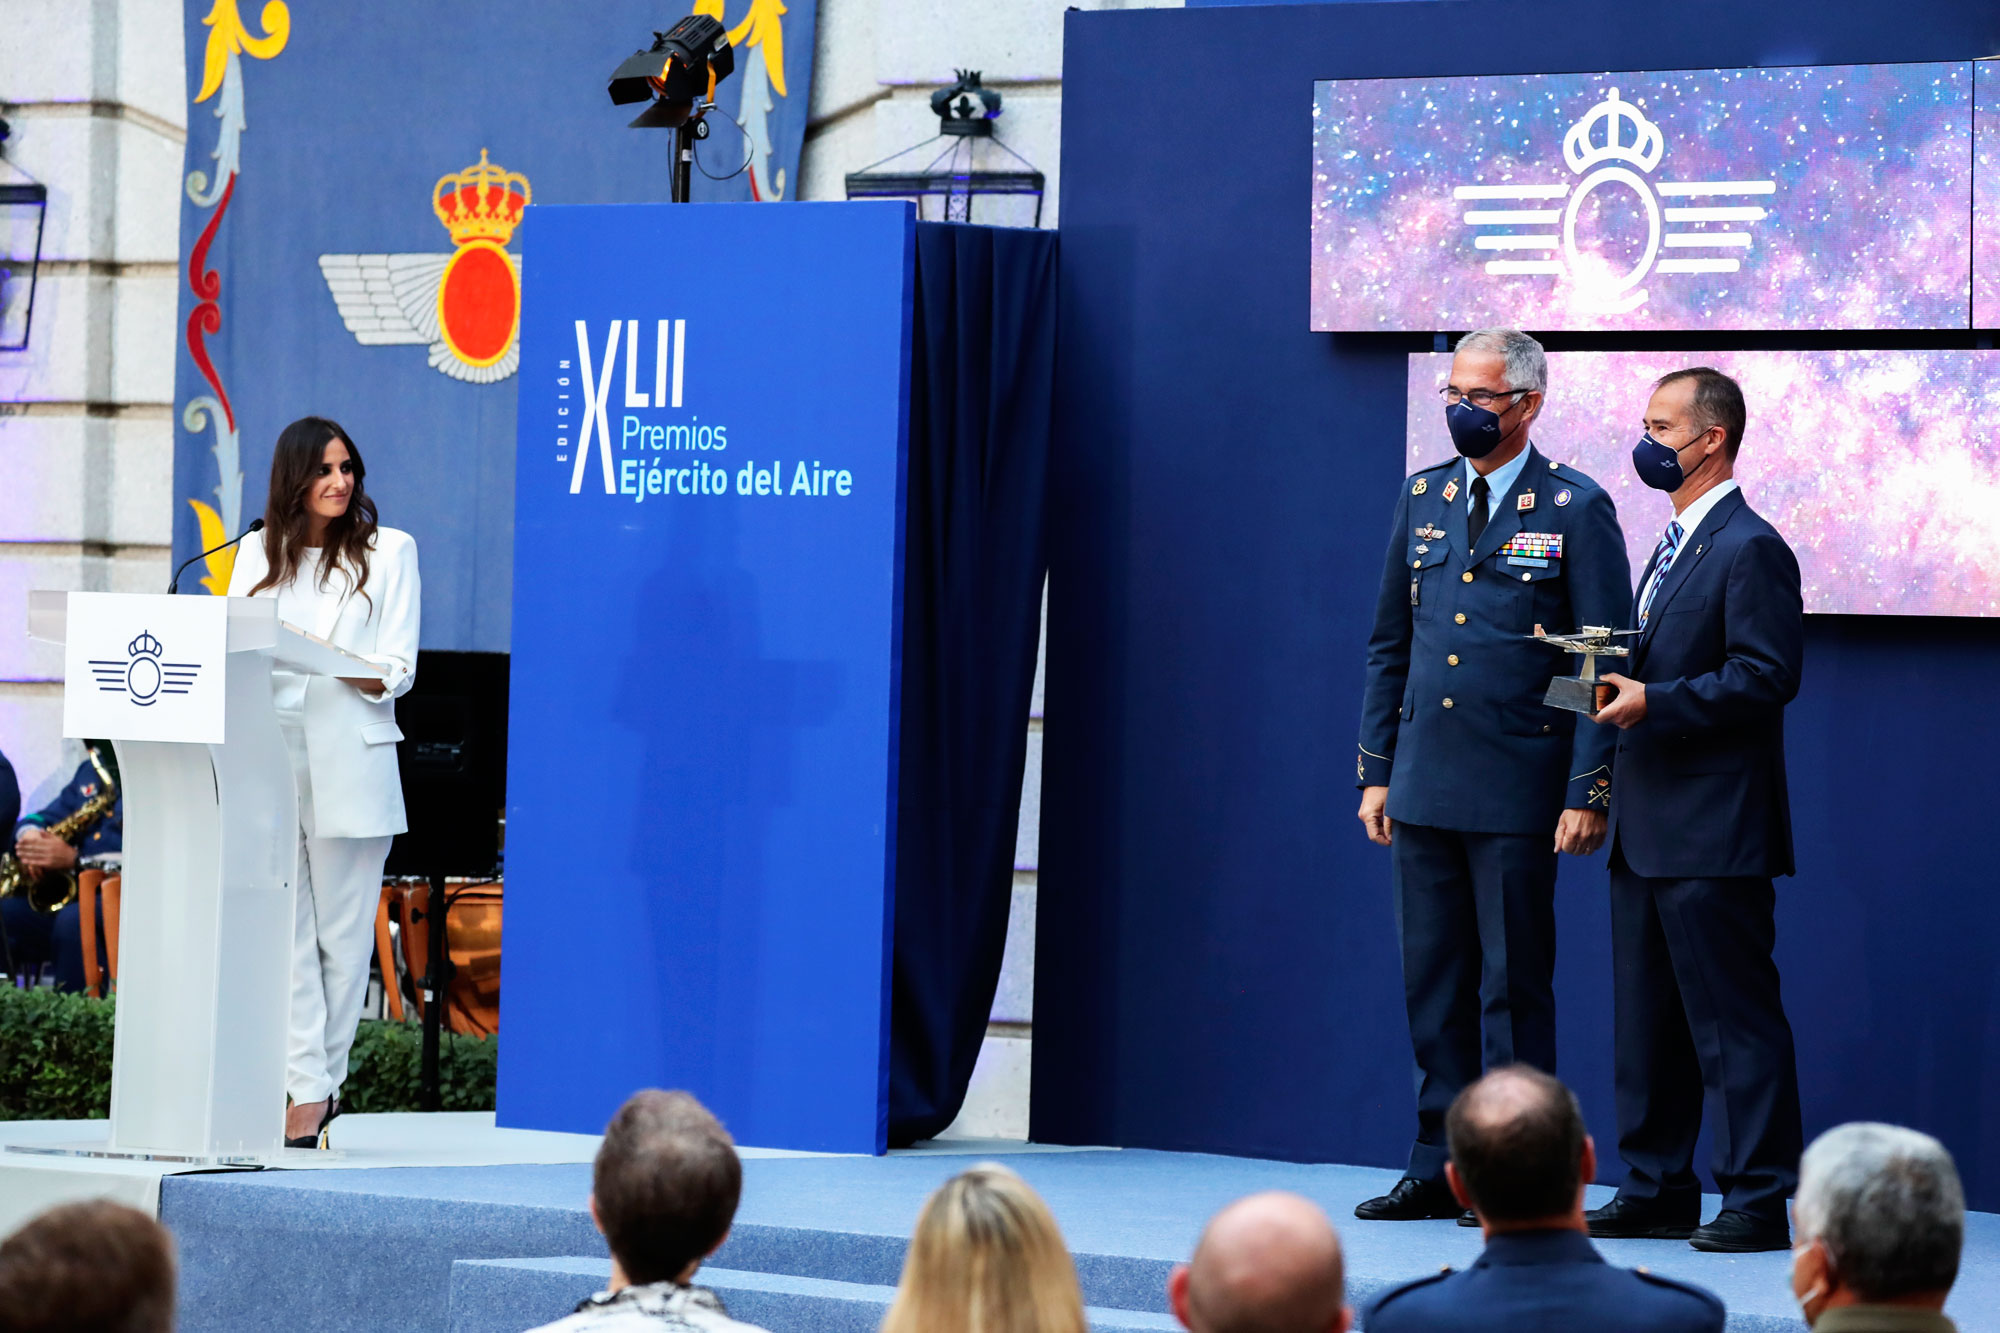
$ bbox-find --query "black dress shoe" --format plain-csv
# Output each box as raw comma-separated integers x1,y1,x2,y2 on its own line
1585,1194,1699,1239
1690,1210,1789,1253
1354,1177,1460,1221
1456,1209,1479,1227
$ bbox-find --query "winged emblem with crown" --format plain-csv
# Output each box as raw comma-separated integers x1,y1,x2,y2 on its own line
1453,88,1774,314
318,149,529,383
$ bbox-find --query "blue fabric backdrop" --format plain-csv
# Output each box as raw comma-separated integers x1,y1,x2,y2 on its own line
170,0,816,648
889,224,1057,1143
1039,0,2000,1210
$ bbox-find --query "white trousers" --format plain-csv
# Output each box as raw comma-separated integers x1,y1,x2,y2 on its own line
281,722,392,1104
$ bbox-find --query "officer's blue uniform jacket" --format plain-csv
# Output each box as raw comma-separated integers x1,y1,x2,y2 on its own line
1363,1228,1725,1333
16,757,123,860
1359,446,1632,834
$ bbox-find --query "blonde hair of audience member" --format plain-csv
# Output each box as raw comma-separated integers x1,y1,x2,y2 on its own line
0,1200,176,1333
880,1163,1088,1333
1168,1192,1349,1333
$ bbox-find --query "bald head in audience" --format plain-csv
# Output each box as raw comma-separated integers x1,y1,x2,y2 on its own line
1169,1192,1350,1333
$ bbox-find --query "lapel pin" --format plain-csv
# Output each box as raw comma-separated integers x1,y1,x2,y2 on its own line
1412,478,1428,495
1517,492,1536,512
1442,479,1460,503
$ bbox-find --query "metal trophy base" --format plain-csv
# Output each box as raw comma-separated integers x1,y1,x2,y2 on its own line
1,1139,331,1166
1544,674,1614,715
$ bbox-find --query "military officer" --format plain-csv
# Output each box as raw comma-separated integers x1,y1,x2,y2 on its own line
0,743,123,991
1364,1066,1724,1333
1354,329,1632,1222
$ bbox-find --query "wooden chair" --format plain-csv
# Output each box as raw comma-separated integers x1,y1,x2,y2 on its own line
76,869,122,999
374,883,406,1021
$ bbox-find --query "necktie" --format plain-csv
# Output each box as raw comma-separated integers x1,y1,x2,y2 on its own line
1467,476,1490,545
1639,520,1685,623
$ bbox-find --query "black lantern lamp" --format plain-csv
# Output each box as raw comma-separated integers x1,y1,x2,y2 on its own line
608,16,737,203
846,71,1045,227
0,115,48,353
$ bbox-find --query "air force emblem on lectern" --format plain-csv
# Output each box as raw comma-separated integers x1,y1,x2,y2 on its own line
88,631,201,708
1455,89,1773,313
318,149,530,384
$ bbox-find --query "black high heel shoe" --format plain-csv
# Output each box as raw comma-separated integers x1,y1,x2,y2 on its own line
283,1095,340,1150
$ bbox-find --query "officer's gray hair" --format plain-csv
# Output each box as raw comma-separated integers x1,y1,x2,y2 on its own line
1455,329,1547,396
1795,1123,1964,1302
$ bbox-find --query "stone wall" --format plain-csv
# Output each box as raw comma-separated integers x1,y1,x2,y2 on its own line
0,0,186,810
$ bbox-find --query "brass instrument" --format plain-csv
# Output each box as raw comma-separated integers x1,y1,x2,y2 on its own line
0,746,119,914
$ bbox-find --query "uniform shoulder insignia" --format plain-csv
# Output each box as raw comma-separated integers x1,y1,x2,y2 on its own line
1631,1267,1726,1311
1367,1266,1454,1315
1412,478,1428,495
1542,456,1604,491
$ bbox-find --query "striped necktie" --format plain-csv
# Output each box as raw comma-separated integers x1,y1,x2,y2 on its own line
1639,520,1685,623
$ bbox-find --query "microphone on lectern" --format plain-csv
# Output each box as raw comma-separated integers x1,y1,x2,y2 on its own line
168,519,265,595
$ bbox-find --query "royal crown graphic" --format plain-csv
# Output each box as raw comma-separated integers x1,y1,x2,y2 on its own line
1454,87,1773,314
318,148,531,383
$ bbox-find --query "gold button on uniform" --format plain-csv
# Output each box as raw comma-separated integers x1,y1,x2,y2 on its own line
1454,613,1467,624
1442,698,1454,709
1461,571,1474,583
1448,655,1460,666
1413,559,1422,569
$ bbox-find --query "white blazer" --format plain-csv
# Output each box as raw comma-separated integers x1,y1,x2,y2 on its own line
228,526,421,839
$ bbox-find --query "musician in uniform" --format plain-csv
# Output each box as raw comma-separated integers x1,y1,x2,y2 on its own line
1354,329,1633,1222
0,743,123,992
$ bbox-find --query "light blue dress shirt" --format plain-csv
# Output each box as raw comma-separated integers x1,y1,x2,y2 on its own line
1463,442,1533,531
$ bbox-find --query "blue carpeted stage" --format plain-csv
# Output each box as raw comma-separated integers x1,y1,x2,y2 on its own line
160,1144,2000,1333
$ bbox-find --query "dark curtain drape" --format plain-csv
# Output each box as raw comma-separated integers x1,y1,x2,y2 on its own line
887,222,1057,1144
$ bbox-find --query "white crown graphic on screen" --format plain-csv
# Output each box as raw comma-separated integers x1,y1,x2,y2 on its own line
317,149,528,385
86,631,201,708
1453,89,1772,314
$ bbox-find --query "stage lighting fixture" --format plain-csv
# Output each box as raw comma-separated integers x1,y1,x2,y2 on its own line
608,16,737,202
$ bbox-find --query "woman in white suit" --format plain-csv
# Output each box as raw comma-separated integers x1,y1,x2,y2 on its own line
228,416,419,1148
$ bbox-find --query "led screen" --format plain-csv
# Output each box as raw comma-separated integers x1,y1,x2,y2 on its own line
1404,351,2000,617
1315,63,1973,332
1976,60,2000,327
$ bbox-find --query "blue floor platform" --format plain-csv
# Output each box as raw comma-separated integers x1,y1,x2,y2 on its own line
161,1148,2000,1333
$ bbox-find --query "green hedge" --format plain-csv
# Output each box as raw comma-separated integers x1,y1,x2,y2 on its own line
0,986,497,1121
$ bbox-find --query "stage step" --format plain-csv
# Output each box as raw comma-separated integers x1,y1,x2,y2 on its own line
447,1256,1182,1333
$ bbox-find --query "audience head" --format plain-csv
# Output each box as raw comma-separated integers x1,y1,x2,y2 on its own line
589,1089,742,1288
1169,1192,1348,1333
1444,1065,1594,1230
1792,1122,1963,1324
881,1162,1087,1333
0,1199,177,1333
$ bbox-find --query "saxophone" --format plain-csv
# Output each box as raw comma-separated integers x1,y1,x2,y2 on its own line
0,746,119,914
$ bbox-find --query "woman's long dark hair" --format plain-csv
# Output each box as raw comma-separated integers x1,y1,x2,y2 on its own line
248,416,379,603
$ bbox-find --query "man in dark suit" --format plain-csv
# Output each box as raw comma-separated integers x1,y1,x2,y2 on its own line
1364,1065,1723,1333
1588,366,1804,1254
1354,329,1632,1221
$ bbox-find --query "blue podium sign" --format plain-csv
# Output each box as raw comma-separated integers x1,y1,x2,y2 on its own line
501,202,915,1152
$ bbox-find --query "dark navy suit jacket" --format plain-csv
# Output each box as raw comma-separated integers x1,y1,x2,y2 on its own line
1364,1228,1724,1333
1360,447,1632,835
1608,488,1802,879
